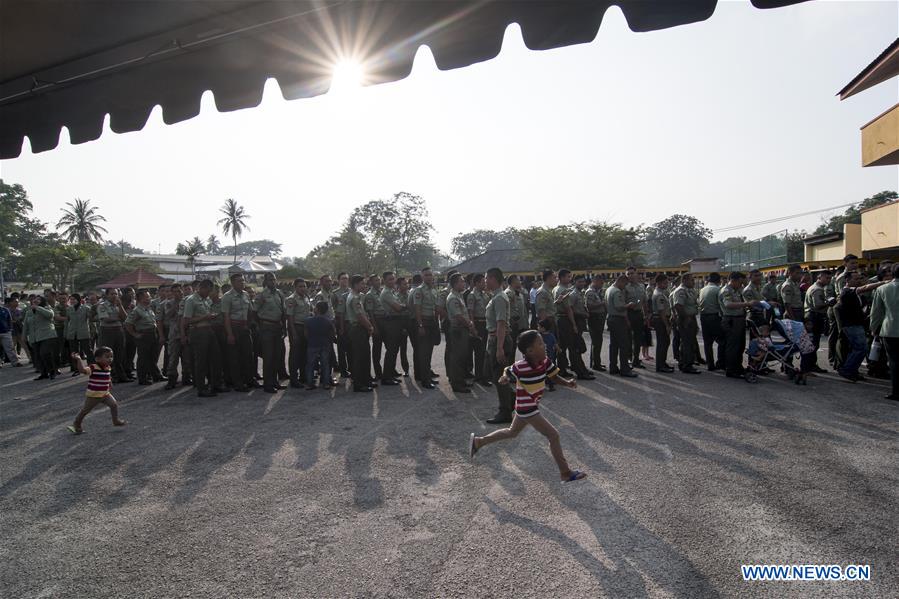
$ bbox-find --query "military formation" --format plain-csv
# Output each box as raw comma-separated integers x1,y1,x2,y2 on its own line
5,255,898,416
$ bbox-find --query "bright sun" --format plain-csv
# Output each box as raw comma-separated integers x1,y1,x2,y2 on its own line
330,60,365,94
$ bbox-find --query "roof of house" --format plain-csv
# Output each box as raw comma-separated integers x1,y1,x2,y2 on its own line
838,37,899,100
97,268,171,289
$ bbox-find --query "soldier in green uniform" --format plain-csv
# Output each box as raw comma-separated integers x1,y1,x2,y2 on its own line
395,276,412,377
780,264,805,321
698,272,725,370
182,279,222,396
208,284,230,388
162,284,191,389
54,291,70,372
624,266,647,369
346,275,376,392
406,274,423,382
672,274,701,374
827,254,857,370
32,295,60,380
651,275,675,372
378,272,405,385
719,272,759,377
484,268,515,423
254,272,287,393
286,277,313,388
804,270,832,372
553,269,592,379
762,273,780,305
150,284,169,377
535,270,562,371
222,274,255,392
334,272,351,378
584,274,607,371
445,273,477,393
97,288,129,383
743,269,767,337
125,290,159,385
364,274,387,382
438,270,457,377
313,274,338,382
467,273,490,385
606,275,637,377
504,275,528,350
412,268,439,389
65,294,93,368
120,288,137,380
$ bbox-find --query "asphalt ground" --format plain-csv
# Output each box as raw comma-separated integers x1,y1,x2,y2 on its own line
1,341,897,598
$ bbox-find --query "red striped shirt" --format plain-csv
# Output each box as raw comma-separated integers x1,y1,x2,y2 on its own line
86,364,112,396
505,357,559,415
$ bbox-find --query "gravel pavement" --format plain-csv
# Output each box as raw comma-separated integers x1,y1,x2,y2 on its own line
1,344,897,598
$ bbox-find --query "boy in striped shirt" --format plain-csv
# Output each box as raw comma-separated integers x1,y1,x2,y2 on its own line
67,347,127,434
469,330,586,482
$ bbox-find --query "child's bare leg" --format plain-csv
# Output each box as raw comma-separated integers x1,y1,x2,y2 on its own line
102,395,126,426
475,415,527,449
73,397,102,430
527,413,576,479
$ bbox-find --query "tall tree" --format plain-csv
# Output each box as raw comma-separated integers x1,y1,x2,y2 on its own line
348,192,435,272
813,190,897,235
231,239,282,258
217,198,250,263
451,228,520,261
103,239,145,257
56,198,109,243
644,214,712,266
206,234,222,255
519,221,643,269
176,237,206,275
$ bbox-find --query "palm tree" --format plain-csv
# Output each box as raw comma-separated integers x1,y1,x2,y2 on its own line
206,234,221,255
217,198,250,263
177,236,205,275
56,198,108,243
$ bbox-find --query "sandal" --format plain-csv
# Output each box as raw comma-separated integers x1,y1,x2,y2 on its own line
469,433,479,459
66,425,83,435
564,470,587,482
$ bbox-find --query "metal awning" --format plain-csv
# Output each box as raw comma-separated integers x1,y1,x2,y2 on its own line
0,0,807,159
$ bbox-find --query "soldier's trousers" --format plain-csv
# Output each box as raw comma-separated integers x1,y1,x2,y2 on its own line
190,327,221,392
628,311,644,364
337,331,350,375
259,323,283,390
213,325,231,386
544,317,569,372
135,331,157,383
166,335,192,383
652,316,670,369
607,315,632,373
722,316,746,375
399,325,410,374
99,326,127,382
56,328,70,371
808,312,827,368
588,313,606,369
677,317,698,372
407,317,419,380
288,326,308,384
827,308,844,368
380,317,403,380
124,330,137,376
558,317,588,376
472,319,488,382
700,314,725,369
69,338,92,366
414,320,438,384
442,320,452,375
227,324,255,387
371,323,383,380
349,324,372,389
448,327,470,389
487,334,515,417
153,331,165,379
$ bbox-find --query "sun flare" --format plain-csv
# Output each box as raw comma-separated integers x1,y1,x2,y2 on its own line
330,59,365,94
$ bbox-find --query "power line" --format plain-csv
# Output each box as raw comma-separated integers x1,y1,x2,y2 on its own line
712,202,857,234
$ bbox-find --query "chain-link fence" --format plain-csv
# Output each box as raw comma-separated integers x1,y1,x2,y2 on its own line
724,230,788,270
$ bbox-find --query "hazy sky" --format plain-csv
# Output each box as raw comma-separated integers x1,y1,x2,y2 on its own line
2,0,898,259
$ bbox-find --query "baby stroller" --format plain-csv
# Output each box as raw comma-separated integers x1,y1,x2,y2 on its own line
744,303,814,385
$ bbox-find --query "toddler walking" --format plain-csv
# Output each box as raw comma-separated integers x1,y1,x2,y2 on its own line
469,330,586,482
67,347,127,434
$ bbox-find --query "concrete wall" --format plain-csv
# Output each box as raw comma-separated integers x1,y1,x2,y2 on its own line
862,103,899,167
805,240,844,262
861,202,899,251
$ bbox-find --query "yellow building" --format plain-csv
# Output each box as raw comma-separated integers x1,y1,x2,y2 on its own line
860,200,899,259
803,224,861,262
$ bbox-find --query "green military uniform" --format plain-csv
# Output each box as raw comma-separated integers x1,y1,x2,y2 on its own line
285,292,312,385
445,290,472,389
335,287,351,376
762,280,780,304
364,288,386,380
65,304,92,364
779,279,804,320
584,283,607,370
553,283,586,376
254,286,286,391
485,288,514,419
672,285,699,372
184,293,221,393
624,281,646,366
163,296,191,385
804,281,828,367
505,287,528,344
221,288,254,388
535,283,555,326
346,290,372,389
467,289,489,382
126,304,158,384
870,279,899,398
379,286,405,380
605,285,632,374
411,283,439,386
718,284,747,375
698,283,724,369
32,304,58,377
97,299,128,382
650,288,672,370
53,301,68,370
396,288,412,376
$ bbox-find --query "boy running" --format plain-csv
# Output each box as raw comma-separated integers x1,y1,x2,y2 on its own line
67,347,127,434
469,330,586,482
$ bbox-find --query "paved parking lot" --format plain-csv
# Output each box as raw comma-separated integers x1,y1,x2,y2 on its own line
1,346,897,598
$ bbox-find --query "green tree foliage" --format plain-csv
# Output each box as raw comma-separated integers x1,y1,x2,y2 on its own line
644,214,712,266
103,239,145,257
231,239,282,258
813,190,897,235
305,226,390,278
56,198,109,243
175,237,206,274
704,236,747,260
217,198,250,263
347,191,437,272
206,234,221,255
450,228,521,261
518,222,643,270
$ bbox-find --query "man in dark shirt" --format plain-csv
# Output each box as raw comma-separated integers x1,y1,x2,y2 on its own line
836,271,885,381
304,301,336,390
